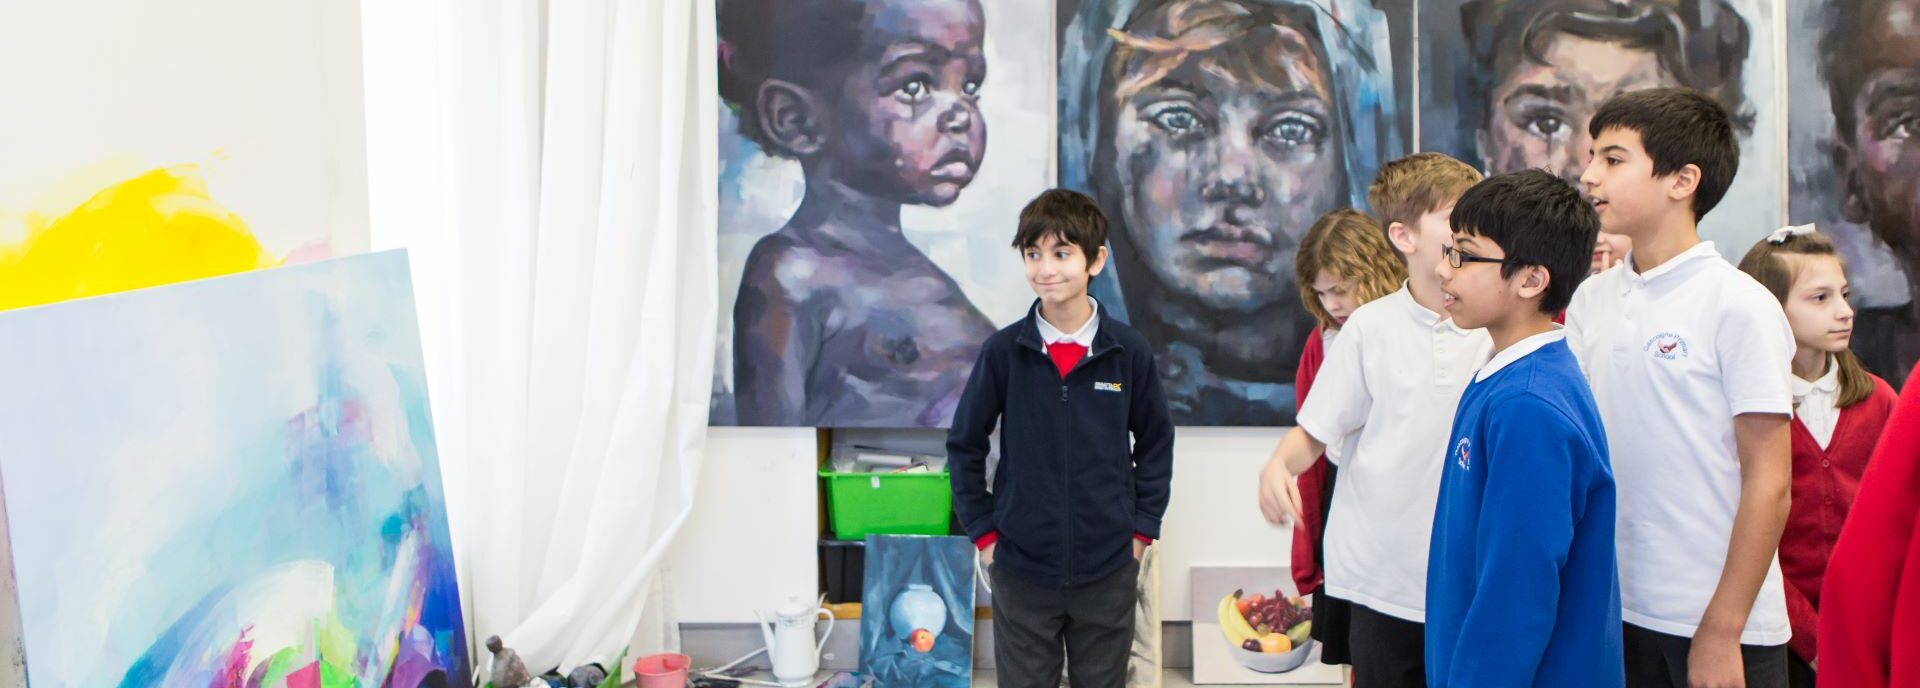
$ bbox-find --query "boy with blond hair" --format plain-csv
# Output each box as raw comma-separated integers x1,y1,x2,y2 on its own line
1258,153,1489,688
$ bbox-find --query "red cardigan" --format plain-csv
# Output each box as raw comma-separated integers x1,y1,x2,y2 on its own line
1291,325,1330,595
1780,375,1896,661
1818,370,1920,687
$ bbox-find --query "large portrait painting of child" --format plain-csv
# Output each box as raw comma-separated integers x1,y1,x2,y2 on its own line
1057,0,1412,425
1419,0,1785,272
1788,0,1920,388
711,0,1052,428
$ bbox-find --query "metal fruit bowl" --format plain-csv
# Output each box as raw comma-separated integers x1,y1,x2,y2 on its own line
1226,637,1315,673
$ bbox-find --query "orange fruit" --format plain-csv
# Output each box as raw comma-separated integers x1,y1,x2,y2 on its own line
1259,633,1292,654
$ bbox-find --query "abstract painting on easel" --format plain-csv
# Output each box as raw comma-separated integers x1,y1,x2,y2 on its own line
0,252,468,687
0,0,369,312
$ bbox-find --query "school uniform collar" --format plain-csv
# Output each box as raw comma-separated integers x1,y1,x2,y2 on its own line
1035,297,1099,347
1621,241,1721,287
1017,298,1121,357
1792,356,1840,401
1394,282,1474,334
1474,328,1566,382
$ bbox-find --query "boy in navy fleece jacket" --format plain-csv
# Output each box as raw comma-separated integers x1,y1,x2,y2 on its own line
1425,170,1621,687
947,189,1174,688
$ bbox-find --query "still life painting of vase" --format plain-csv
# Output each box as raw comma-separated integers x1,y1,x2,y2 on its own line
859,535,974,687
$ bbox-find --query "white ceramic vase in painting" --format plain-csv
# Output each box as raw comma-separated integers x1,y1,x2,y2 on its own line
890,584,947,641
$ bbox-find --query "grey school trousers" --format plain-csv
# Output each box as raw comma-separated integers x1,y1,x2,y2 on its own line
990,558,1139,688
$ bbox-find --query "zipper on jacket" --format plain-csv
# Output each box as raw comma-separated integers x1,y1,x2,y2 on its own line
1059,354,1074,586
1062,375,1071,587
1060,344,1118,586
1025,335,1121,587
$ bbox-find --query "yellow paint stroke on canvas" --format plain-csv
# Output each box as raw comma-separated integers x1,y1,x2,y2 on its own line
0,166,277,310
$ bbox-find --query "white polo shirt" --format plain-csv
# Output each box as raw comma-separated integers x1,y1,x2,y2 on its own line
1792,359,1840,450
1296,284,1492,622
1036,297,1098,347
1565,241,1795,646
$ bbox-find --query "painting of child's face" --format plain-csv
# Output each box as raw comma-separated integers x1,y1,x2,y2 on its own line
1836,0,1920,258
828,0,989,208
1477,32,1674,187
1108,24,1342,313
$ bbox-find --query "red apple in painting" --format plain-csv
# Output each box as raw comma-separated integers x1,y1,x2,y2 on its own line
910,628,935,653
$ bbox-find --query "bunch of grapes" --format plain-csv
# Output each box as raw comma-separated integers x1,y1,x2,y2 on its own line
1244,590,1313,635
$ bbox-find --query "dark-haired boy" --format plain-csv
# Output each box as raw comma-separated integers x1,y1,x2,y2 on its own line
948,189,1175,688
1425,169,1619,687
1567,88,1795,688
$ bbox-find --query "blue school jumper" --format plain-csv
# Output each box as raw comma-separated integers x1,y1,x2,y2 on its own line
1425,338,1622,687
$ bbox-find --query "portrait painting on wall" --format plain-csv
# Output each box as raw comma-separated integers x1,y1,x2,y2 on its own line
1788,0,1920,387
1419,0,1784,266
710,0,1054,428
1058,0,1412,425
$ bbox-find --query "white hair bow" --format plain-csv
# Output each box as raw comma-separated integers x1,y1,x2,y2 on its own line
1767,224,1817,244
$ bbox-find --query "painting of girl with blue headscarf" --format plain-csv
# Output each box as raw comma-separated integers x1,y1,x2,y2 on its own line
1058,0,1409,425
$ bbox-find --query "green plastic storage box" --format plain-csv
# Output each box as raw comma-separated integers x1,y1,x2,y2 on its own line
819,466,952,539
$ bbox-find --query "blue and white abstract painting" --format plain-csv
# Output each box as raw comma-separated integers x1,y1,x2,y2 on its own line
0,250,468,688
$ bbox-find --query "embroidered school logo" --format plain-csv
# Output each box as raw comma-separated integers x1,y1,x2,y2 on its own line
1094,381,1122,392
1643,332,1691,360
1455,437,1471,471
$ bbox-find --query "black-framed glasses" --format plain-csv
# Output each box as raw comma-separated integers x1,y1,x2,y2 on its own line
1443,244,1521,270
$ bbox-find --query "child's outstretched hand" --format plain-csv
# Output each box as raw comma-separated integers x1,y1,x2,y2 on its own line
1257,457,1304,527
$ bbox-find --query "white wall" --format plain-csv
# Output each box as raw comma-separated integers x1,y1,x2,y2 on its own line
665,428,821,623
666,427,1291,623
1149,428,1293,620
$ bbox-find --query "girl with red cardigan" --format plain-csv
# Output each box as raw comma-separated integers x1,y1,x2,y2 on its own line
1737,227,1899,688
1817,365,1920,687
1289,208,1408,665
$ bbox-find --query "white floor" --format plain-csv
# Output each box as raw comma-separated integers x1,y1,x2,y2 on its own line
728,668,1346,687
969,669,1342,686
970,669,1345,687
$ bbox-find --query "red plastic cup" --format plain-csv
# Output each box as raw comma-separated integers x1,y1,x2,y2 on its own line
632,653,691,688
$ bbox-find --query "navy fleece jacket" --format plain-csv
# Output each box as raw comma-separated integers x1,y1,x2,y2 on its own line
947,300,1174,588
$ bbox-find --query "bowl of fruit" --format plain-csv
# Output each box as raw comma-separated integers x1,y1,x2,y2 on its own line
1216,589,1314,673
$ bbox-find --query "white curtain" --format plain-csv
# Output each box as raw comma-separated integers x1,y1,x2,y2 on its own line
361,0,718,675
